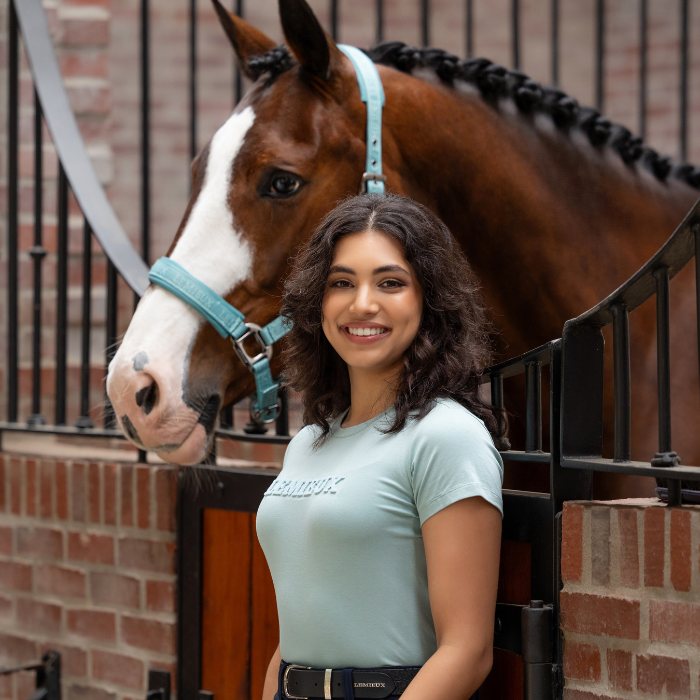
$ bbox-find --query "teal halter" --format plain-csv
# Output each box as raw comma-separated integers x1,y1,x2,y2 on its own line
148,45,385,423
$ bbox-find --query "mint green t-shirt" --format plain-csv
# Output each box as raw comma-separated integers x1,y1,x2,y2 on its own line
255,398,503,669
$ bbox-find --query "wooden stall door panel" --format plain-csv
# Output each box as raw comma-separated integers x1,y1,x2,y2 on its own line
250,514,280,700
201,509,253,700
480,540,531,700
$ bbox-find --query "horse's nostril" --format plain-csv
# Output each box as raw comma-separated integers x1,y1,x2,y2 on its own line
135,381,159,415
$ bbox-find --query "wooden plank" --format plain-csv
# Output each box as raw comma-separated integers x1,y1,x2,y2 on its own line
481,540,531,700
250,513,280,700
201,509,253,700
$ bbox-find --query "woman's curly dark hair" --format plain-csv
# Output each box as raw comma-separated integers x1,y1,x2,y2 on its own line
281,194,506,443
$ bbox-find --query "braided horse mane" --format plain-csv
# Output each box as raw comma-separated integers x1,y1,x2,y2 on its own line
247,42,700,189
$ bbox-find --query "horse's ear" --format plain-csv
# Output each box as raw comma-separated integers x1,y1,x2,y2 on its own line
211,0,276,79
278,0,341,80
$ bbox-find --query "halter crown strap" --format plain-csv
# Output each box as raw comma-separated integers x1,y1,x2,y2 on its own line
338,45,386,195
148,257,290,422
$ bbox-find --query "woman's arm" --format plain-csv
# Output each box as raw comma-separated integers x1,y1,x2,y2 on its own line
262,644,282,700
401,496,502,700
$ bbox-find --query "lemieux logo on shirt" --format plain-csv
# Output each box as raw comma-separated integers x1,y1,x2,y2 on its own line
263,476,345,498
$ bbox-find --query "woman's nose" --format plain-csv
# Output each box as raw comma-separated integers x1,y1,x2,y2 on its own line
350,285,379,314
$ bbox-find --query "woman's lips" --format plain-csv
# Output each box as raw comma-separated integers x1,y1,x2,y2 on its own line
341,326,391,345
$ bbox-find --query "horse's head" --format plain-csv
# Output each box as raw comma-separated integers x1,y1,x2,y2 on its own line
107,0,395,464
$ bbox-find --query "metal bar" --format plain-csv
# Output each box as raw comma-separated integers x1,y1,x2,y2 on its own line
234,0,244,105
29,89,46,426
551,0,559,86
679,0,688,161
421,0,430,47
697,228,700,422
611,304,631,462
595,0,605,111
275,385,289,436
490,372,504,411
189,0,197,162
76,219,94,428
104,259,118,428
511,0,520,70
654,267,671,454
55,165,69,426
330,0,338,41
7,1,19,423
376,0,384,45
639,0,648,139
525,362,543,452
466,0,473,58
141,0,151,265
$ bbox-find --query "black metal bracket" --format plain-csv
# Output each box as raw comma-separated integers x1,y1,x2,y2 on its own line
522,601,554,700
147,669,171,700
0,651,60,700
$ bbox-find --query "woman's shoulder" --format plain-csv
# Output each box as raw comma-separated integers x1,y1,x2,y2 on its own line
410,397,495,446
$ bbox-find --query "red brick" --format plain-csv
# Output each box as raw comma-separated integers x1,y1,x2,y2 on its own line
36,564,86,599
561,503,583,581
156,469,177,532
10,457,21,514
91,571,140,608
0,526,12,555
67,531,114,565
56,461,68,520
17,526,63,559
67,83,110,116
26,458,36,516
61,17,109,46
72,462,86,522
0,674,11,699
39,642,87,677
0,456,5,512
67,608,116,643
121,616,176,654
0,633,37,663
122,465,133,526
0,594,12,619
0,560,32,591
137,467,150,529
67,685,116,700
146,580,174,613
17,599,62,635
560,592,640,639
649,599,700,645
40,459,53,519
670,509,691,592
104,464,117,525
91,650,144,690
637,654,690,698
644,507,665,587
591,507,610,585
617,509,639,587
607,649,632,691
88,462,100,523
119,537,175,573
16,672,35,700
59,51,108,80
564,641,601,681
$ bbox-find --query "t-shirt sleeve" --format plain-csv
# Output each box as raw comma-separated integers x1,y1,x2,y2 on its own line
409,403,504,525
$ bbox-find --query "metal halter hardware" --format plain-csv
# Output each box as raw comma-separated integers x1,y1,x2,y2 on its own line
147,47,385,425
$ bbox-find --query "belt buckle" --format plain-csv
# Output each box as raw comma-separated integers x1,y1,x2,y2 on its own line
283,664,312,700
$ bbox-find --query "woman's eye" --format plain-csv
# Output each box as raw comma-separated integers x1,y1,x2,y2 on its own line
266,173,302,198
380,279,405,288
329,279,352,288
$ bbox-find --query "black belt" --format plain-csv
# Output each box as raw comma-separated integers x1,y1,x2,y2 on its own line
283,665,421,699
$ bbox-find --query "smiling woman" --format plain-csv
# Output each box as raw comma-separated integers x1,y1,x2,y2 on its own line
254,194,506,700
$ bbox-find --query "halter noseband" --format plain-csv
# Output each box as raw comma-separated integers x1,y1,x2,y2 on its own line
147,45,385,424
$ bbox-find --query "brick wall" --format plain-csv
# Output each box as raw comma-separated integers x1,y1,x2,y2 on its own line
560,499,700,700
0,453,178,700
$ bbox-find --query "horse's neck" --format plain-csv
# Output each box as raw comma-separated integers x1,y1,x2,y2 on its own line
382,74,696,349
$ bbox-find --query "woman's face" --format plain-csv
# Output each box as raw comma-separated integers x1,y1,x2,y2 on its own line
322,229,423,377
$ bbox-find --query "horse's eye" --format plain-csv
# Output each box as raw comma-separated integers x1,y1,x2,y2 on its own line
266,173,302,198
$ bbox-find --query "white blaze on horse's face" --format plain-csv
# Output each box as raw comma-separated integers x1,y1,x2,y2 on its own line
106,107,256,465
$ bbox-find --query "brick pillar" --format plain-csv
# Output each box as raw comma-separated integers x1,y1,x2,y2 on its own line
560,499,700,700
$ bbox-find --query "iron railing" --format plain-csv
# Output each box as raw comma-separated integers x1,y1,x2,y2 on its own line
0,650,61,700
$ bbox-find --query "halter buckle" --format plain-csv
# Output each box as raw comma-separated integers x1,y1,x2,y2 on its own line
359,172,387,193
231,322,273,370
249,397,282,424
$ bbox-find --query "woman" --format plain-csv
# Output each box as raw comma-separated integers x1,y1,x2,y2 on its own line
256,194,504,700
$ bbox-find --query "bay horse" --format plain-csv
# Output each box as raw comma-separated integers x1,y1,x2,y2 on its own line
106,0,699,496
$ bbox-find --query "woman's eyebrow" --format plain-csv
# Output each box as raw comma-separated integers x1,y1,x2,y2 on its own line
373,264,409,275
328,264,355,275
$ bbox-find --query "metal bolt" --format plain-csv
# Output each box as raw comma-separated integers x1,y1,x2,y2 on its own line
371,159,376,166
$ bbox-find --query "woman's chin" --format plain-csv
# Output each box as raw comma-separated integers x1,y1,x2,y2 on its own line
156,424,211,465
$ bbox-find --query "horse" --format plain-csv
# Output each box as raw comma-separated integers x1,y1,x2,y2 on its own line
106,0,699,497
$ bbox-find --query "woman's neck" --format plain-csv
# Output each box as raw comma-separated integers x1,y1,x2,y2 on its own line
342,364,400,428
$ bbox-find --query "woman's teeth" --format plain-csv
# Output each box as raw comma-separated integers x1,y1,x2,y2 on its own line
346,326,388,336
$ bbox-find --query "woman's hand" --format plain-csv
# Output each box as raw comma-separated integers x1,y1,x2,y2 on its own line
262,644,282,700
403,496,502,700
